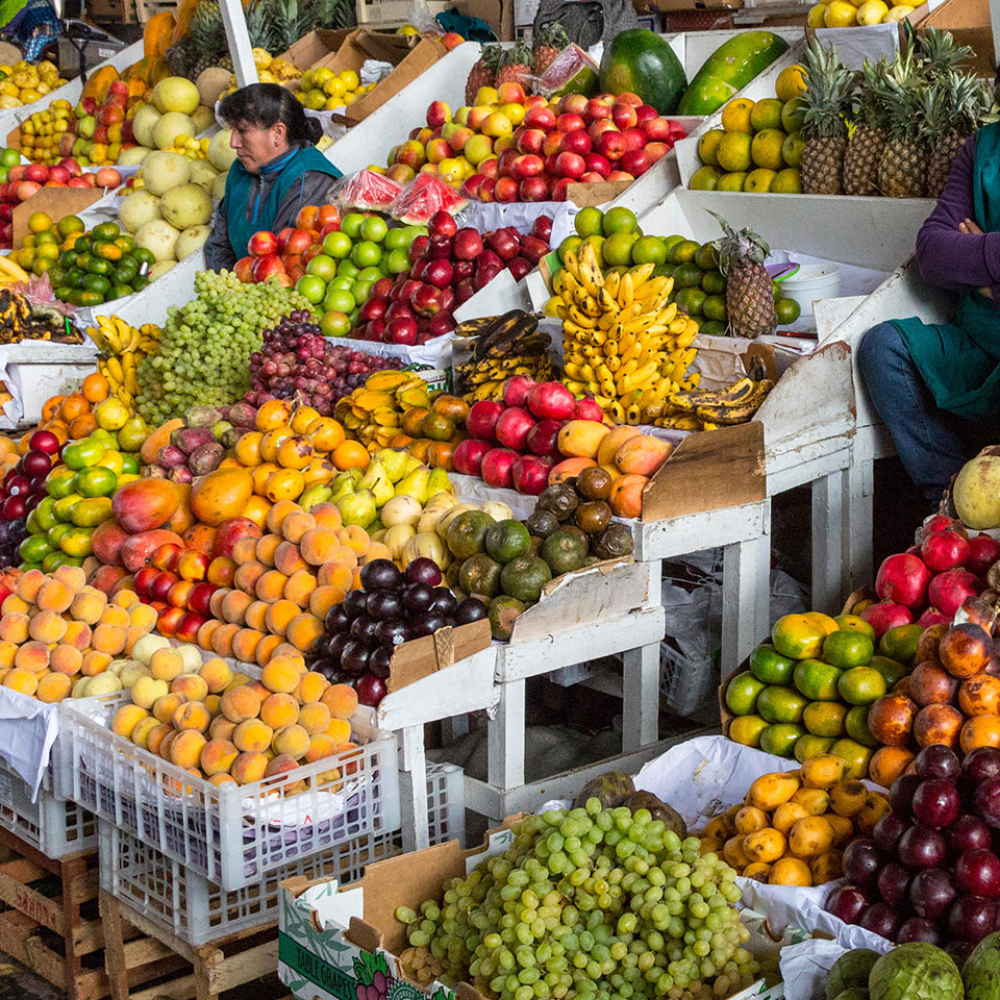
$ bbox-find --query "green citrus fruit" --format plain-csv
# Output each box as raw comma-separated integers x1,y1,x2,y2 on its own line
822,630,875,669
575,207,604,238
837,666,888,706
757,685,808,724
879,623,925,663
834,614,876,641
759,723,805,758
729,714,769,747
725,671,766,716
793,659,844,701
601,206,638,236
830,738,874,779
803,700,848,737
749,644,795,685
845,705,879,748
794,735,836,763
772,613,828,660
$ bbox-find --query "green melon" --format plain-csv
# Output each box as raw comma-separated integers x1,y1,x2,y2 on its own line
599,30,687,115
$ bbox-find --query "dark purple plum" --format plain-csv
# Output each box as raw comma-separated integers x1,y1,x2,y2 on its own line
844,840,882,886
455,597,488,624
944,941,976,970
826,886,869,925
896,917,941,944
910,868,956,919
955,848,1000,897
355,673,387,707
343,590,369,619
860,902,901,941
974,776,1000,829
948,896,997,943
360,559,402,592
949,815,993,854
326,631,351,665
874,813,911,854
914,744,962,781
429,588,457,618
367,590,402,621
912,779,961,828
405,558,442,587
374,618,409,648
368,645,392,679
341,641,372,675
877,862,913,907
964,747,1000,784
898,825,948,869
325,605,351,633
402,582,435,614
350,613,379,645
891,773,923,816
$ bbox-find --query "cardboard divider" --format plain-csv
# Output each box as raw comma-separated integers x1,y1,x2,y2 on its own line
278,28,356,70
385,619,491,693
11,188,104,247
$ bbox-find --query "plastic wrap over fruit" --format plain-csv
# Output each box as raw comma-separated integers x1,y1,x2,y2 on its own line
333,169,403,212
535,44,600,98
389,173,468,225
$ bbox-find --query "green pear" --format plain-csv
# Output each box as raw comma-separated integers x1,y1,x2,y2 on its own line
331,468,363,501
399,454,424,478
426,468,454,497
117,416,149,452
336,489,377,528
299,484,333,510
359,459,395,507
375,448,411,484
395,468,429,504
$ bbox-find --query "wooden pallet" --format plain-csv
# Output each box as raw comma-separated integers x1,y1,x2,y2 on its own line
101,891,292,1000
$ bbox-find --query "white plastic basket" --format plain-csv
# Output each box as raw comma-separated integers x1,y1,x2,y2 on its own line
424,761,464,848
0,755,97,858
99,821,400,947
56,697,400,891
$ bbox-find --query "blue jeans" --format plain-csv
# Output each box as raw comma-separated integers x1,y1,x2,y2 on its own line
857,322,971,502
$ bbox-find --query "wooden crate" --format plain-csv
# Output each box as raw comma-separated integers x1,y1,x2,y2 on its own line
0,828,186,1000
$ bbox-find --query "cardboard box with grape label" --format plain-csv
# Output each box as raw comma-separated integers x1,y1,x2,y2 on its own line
279,819,782,1000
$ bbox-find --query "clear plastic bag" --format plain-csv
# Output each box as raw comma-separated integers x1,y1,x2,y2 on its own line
389,173,468,224
333,169,403,212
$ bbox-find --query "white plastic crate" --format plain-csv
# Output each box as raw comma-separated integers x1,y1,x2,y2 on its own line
56,697,400,891
424,761,464,848
99,821,400,946
0,755,97,858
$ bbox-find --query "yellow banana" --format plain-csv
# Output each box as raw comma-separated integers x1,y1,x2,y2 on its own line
617,273,634,309
633,276,670,300
604,271,620,300
627,263,656,287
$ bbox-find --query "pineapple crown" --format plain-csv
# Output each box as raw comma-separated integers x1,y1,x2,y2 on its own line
914,27,974,74
707,210,770,276
502,42,533,69
534,22,570,51
800,39,852,141
882,50,931,142
939,69,989,134
852,58,891,130
481,42,506,69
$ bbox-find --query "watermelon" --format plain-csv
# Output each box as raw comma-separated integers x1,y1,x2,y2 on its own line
337,169,402,211
537,44,599,98
599,30,687,115
676,31,790,116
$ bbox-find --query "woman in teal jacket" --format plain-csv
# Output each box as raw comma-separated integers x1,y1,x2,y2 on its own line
206,83,342,270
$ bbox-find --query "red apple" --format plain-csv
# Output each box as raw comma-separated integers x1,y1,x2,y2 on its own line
555,152,586,179
612,103,638,129
561,129,592,155
524,105,556,130
386,316,418,344
621,149,650,177
642,117,672,141
428,210,457,238
424,258,454,288
248,230,278,256
519,176,550,201
556,113,586,134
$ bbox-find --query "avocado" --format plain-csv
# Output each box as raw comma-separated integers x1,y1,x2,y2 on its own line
500,555,552,603
458,553,502,599
542,528,588,576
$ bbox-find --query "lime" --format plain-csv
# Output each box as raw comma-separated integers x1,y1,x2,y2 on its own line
701,271,726,295
575,207,604,238
879,623,925,663
672,262,703,288
689,165,722,191
729,715,769,747
669,240,700,265
845,705,880,748
781,99,807,133
775,298,801,323
822,630,874,669
360,216,388,243
759,723,805,758
340,213,367,238
750,98,784,132
794,735,836,763
757,685,808,724
793,659,844,701
697,129,725,166
717,132,752,173
717,172,748,192
837,666,887,706
693,244,718,271
699,320,727,337
602,231,638,267
601,206,638,236
630,236,667,266
558,235,582,262
870,655,908,688
674,287,706,316
702,295,727,322
749,644,795,685
803,701,848,738
725,671,766,715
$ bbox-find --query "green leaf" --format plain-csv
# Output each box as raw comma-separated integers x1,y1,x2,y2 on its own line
0,0,27,27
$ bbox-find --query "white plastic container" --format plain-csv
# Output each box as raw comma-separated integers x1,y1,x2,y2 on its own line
780,264,842,318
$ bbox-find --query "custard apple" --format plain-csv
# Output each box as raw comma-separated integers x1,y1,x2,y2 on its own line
869,944,963,1000
963,930,1000,1000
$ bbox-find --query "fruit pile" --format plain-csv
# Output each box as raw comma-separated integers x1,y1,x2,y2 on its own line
0,564,158,703
826,743,1000,953
294,66,375,112
70,633,206,699
0,431,60,561
354,213,553,345
111,649,362,787
726,612,925,780
0,287,83,345
0,60,68,110
394,805,759,998
87,315,161,414
141,404,234,485
528,469,639,552
36,378,148,454
246,315,404,413
385,84,685,202
312,557,488,707
134,270,315,424
121,77,217,161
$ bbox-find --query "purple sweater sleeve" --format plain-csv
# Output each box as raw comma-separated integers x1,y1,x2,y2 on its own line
915,133,1000,302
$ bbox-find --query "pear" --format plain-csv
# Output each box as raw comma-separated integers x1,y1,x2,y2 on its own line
381,494,423,528
395,468,429,504
359,459,395,507
299,484,333,510
117,415,149,452
426,468,454,497
399,453,424,478
336,489,377,528
332,468,363,501
375,448,411,484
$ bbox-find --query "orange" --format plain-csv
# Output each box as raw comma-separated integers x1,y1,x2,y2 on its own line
82,372,110,402
60,393,89,421
332,440,369,471
772,614,829,660
69,413,97,439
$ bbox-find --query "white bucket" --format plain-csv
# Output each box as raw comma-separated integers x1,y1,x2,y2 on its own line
779,264,841,318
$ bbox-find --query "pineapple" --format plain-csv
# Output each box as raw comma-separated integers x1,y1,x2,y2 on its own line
914,26,974,74
878,53,929,199
710,212,775,340
532,23,569,76
842,59,889,197
925,71,986,197
173,0,226,76
495,42,533,90
799,40,853,195
464,43,503,105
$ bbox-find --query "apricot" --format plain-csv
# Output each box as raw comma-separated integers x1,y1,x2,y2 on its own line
199,738,238,777
153,692,188,724
264,753,299,778
205,694,220,714
129,604,158,633
246,679,271,703
341,525,369,557
255,633,283,666
260,692,300,729
281,512,315,544
208,589,229,621
92,623,127,655
960,674,1000,717
322,684,359,721
4,668,38,695
1,595,27,614
208,716,237,742
284,570,317,608
260,654,303,694
81,651,112,676
26,609,64,644
100,605,130,629
272,723,309,759
131,676,168,709
147,723,174,756
208,773,237,787
609,474,649,520
70,588,106,624
173,700,211,732
304,733,337,763
112,703,149,739
197,619,221,650
233,537,260,566
304,588,340,622
325,717,352,747
158,730,180,761
36,673,72,703
233,719,274,753
295,671,327,704
210,623,240,658
130,716,160,748
53,565,86,591
16,568,46,603
241,600,267,632
36,579,73,613
150,648,184,681
112,589,139,609
199,658,233,694
960,714,1000,753
255,534,282,567
287,613,324,653
0,612,29,644
170,730,207,769
297,701,331,735
50,644,83,675
0,641,14,668
233,561,267,595
273,541,307,577
232,628,264,664
297,528,337,567
310,503,342,532
171,674,209,702
255,569,289,603
317,563,353,593
15,641,49,672
271,642,301,661
63,620,92,650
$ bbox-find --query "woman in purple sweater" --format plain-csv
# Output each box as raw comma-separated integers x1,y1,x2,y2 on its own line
857,124,1000,502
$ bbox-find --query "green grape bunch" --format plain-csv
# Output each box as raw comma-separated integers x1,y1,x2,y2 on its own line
395,802,759,1000
134,271,317,424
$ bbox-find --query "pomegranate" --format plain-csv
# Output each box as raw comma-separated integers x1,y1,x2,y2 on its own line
502,375,537,408
495,407,537,451
925,515,968,538
928,568,982,618
526,381,575,421
453,439,491,477
876,552,932,608
861,600,915,639
511,454,554,495
480,448,519,488
573,397,604,421
918,607,953,626
466,400,504,441
968,533,1000,577
921,530,971,572
525,419,562,459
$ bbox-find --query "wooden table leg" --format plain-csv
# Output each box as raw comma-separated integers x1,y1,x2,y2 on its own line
487,679,525,824
622,642,660,753
99,890,130,1000
399,724,430,854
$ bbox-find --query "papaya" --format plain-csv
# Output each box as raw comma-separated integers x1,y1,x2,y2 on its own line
143,11,175,60
83,66,119,102
676,31,790,116
599,30,687,115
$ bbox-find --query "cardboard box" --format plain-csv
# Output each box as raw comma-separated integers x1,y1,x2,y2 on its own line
916,0,994,77
12,188,104,247
278,28,355,70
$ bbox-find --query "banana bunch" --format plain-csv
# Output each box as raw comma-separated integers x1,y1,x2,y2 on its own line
656,376,774,431
454,311,554,401
86,316,161,409
547,244,701,425
334,370,431,451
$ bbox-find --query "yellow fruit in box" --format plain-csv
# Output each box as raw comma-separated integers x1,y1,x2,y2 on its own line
857,0,889,21
807,3,829,25
824,0,859,25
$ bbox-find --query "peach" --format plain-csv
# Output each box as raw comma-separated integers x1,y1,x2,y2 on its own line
244,600,269,631
209,588,229,621
287,613,324,653
197,619,222,650
0,612,29,644
323,684,359,721
264,599,299,637
100,605,130,628
92,623,127,655
233,537,260,566
81,651,112,676
112,589,139,609
271,642,301,661
233,718,274,753
246,679,270,703
296,671,328,704
211,623,240,658
209,715,238,741
151,648,184,681
364,543,392,564
28,609,67,643
131,676,168,709
16,568,46,603
147,723,174,755
222,590,253,624
129,604,158,631
272,723,309,759
90,565,127,596
112,703,149,739
226,672,250,690
172,674,209,702
158,730,180,761
309,586,345,619
70,588,107,624
297,701,331,735
199,657,233,693
15,641,49,672
63,620,92,650
295,526,336,566
130,715,160,748
153,692,188,724
53,565,86,591
4,668,38,696
174,700,211,732
169,730,207,769
284,570,317,608
260,692,300,729
255,634,283,666
36,673,72,703
205,694,220,714
342,525,370,557
0,641,14,668
255,534,282,567
325,717,352,747
281,512,316,544
232,628,264,664
221,684,262,723
209,773,237,787
317,563,353,591
274,541,308,576
50,644,83,675
36,579,73,612
254,569,287,604
233,561,267,594
266,500,301,533
264,753,299,777
200,738,238,776
1,595,27,615
207,557,236,588
261,654,304,694
304,733,337,762
310,503,342,531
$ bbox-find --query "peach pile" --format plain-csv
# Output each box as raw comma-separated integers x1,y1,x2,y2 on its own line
110,649,362,788
0,564,158,702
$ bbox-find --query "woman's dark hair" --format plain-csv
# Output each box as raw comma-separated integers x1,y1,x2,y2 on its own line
219,83,323,147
